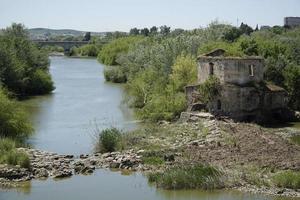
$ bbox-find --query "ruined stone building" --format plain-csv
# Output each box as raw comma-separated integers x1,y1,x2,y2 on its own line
185,49,289,122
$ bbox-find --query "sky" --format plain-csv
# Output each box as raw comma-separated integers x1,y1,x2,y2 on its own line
0,0,300,32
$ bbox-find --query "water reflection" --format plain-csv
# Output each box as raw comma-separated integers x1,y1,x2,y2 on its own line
21,57,137,155
0,170,284,200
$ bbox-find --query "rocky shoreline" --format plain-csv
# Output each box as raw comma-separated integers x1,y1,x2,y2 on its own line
1,114,300,198
0,148,144,184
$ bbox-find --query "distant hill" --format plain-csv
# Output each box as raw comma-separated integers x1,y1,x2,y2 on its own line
28,28,106,40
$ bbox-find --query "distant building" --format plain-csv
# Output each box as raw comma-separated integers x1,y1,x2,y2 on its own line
284,17,300,27
260,25,271,30
185,49,290,122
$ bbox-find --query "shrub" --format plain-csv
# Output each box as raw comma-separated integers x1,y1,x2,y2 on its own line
170,54,197,92
0,138,30,168
98,127,122,153
98,36,143,65
198,76,221,104
0,138,16,152
148,164,223,189
26,69,55,95
0,23,54,95
273,170,300,189
104,67,127,83
0,89,33,138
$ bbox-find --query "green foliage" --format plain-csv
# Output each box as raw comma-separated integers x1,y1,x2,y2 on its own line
72,44,100,57
98,36,143,65
283,64,300,110
42,45,64,53
26,69,54,95
273,170,300,189
198,41,244,57
198,76,221,104
170,54,197,92
0,89,33,138
0,138,30,168
148,165,223,189
103,66,127,83
137,87,187,121
99,22,300,122
0,23,54,95
142,156,165,165
223,27,242,42
98,127,122,153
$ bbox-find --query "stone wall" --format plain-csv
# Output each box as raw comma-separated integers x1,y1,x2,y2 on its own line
186,83,289,122
198,57,264,85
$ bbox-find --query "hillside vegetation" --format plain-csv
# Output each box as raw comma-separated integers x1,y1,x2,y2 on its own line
85,22,300,121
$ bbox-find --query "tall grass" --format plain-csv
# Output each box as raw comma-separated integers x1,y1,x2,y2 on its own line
148,164,223,189
273,170,300,189
0,138,30,168
98,127,122,153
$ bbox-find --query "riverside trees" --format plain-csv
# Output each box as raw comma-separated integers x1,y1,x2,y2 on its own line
97,22,300,120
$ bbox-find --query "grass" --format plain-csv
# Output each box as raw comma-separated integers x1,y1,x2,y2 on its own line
291,135,300,146
98,127,122,153
142,156,165,165
0,138,30,168
273,170,300,189
148,164,223,190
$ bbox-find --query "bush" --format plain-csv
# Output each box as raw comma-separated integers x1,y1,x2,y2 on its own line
198,76,221,103
98,36,143,65
98,127,122,153
0,23,54,95
104,67,127,83
0,89,33,138
148,164,223,189
273,170,300,189
0,138,30,168
170,54,197,92
26,69,55,95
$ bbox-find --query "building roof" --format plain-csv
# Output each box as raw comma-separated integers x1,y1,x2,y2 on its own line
198,49,263,61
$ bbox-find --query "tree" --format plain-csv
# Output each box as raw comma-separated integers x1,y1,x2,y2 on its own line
284,64,300,110
150,26,158,35
240,22,253,35
223,27,242,42
160,25,171,36
129,28,140,35
0,23,54,95
140,28,150,36
170,54,197,92
83,32,91,41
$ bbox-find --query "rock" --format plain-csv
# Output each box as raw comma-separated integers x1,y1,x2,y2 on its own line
137,150,145,154
64,155,74,159
109,162,120,168
80,154,89,159
277,189,286,194
0,165,31,181
34,168,49,178
53,169,72,178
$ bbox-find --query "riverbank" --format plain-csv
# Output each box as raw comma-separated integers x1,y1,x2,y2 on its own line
1,113,299,198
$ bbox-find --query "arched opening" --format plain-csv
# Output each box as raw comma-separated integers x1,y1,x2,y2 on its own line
209,62,214,75
217,100,221,110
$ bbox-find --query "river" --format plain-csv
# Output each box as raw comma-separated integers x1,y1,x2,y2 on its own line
0,57,294,200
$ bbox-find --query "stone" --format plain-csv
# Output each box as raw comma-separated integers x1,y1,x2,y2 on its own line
53,170,72,178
